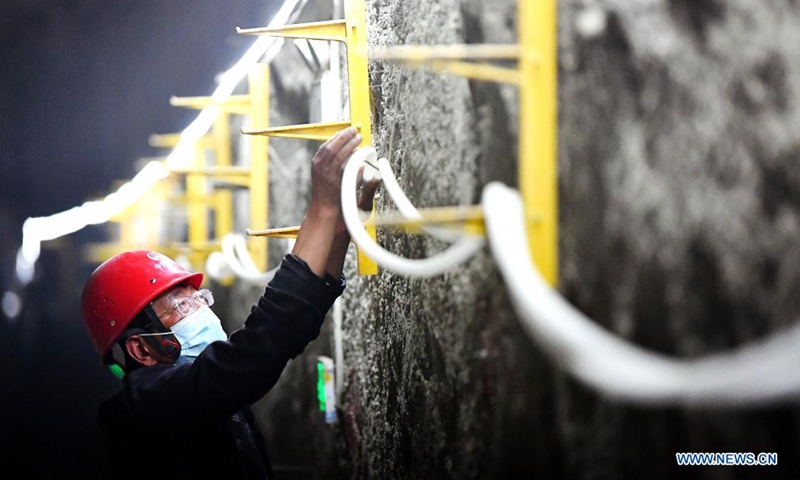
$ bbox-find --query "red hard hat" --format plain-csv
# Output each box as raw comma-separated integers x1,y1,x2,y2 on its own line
81,250,203,359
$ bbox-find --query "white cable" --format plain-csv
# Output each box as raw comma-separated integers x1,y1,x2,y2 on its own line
13,0,305,286
375,158,418,216
333,298,344,400
219,233,278,284
342,147,484,277
376,157,462,243
221,234,252,278
230,233,278,283
231,233,264,274
205,251,234,281
482,181,800,407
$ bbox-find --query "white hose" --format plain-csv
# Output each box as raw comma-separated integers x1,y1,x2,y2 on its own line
333,298,344,400
376,158,462,243
205,251,234,281
342,147,485,277
483,181,800,407
218,233,278,284
232,233,263,274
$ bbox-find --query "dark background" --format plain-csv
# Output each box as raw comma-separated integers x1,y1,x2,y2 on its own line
0,1,277,476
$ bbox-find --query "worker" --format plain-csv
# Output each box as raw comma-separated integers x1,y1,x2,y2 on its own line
80,127,378,479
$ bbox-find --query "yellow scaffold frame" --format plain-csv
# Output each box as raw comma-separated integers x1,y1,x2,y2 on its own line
247,0,557,285
362,0,557,285
165,64,271,272
237,0,379,276
149,137,213,269
82,65,273,276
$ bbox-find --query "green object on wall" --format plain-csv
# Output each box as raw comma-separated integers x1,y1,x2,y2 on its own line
316,361,326,411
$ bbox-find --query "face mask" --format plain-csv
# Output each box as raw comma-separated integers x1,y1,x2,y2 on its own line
169,305,227,366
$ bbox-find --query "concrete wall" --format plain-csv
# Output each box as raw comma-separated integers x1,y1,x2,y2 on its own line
241,1,800,478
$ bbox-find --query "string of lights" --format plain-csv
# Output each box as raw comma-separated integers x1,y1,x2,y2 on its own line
12,0,304,290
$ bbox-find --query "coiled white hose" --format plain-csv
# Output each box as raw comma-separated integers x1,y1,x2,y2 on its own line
342,147,485,277
483,181,800,407
205,233,278,285
376,157,463,243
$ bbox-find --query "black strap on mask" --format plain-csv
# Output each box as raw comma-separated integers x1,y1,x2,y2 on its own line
135,305,182,364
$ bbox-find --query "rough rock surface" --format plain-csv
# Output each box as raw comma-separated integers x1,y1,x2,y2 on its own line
245,1,800,478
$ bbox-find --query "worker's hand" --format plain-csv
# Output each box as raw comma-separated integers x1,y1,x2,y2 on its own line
334,166,381,235
310,127,362,212
296,126,381,277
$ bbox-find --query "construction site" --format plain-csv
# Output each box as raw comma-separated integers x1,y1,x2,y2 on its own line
1,0,799,478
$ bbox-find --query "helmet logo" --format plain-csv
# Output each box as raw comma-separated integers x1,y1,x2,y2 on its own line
147,251,176,272
146,251,164,261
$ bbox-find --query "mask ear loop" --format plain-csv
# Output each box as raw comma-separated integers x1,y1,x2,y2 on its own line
136,305,182,364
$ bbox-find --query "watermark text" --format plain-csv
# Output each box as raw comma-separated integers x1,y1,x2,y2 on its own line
676,452,778,466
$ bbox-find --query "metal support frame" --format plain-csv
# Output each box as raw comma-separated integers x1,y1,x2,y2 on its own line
361,0,558,285
238,0,379,275
164,64,272,272
146,130,216,269
247,64,270,272
249,204,487,237
89,65,273,273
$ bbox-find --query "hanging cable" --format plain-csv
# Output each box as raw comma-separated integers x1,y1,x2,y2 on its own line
376,157,463,243
12,0,309,287
341,147,484,277
482,181,800,407
215,233,279,285
205,251,234,281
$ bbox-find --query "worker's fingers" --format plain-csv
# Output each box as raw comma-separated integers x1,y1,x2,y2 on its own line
314,127,358,166
332,135,363,170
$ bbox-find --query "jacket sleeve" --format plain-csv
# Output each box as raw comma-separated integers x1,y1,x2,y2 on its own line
123,254,345,423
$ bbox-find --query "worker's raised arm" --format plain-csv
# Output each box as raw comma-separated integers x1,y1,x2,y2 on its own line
292,127,369,278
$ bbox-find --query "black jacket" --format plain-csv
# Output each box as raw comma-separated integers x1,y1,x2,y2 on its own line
98,255,344,479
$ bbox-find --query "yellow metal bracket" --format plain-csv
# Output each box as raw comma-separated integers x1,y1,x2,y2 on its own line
238,0,378,275
247,204,489,239
145,132,215,270
158,141,212,269
362,206,487,236
369,44,525,85
247,225,302,239
84,64,272,277
237,19,347,43
365,0,558,285
164,64,272,272
242,121,352,141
